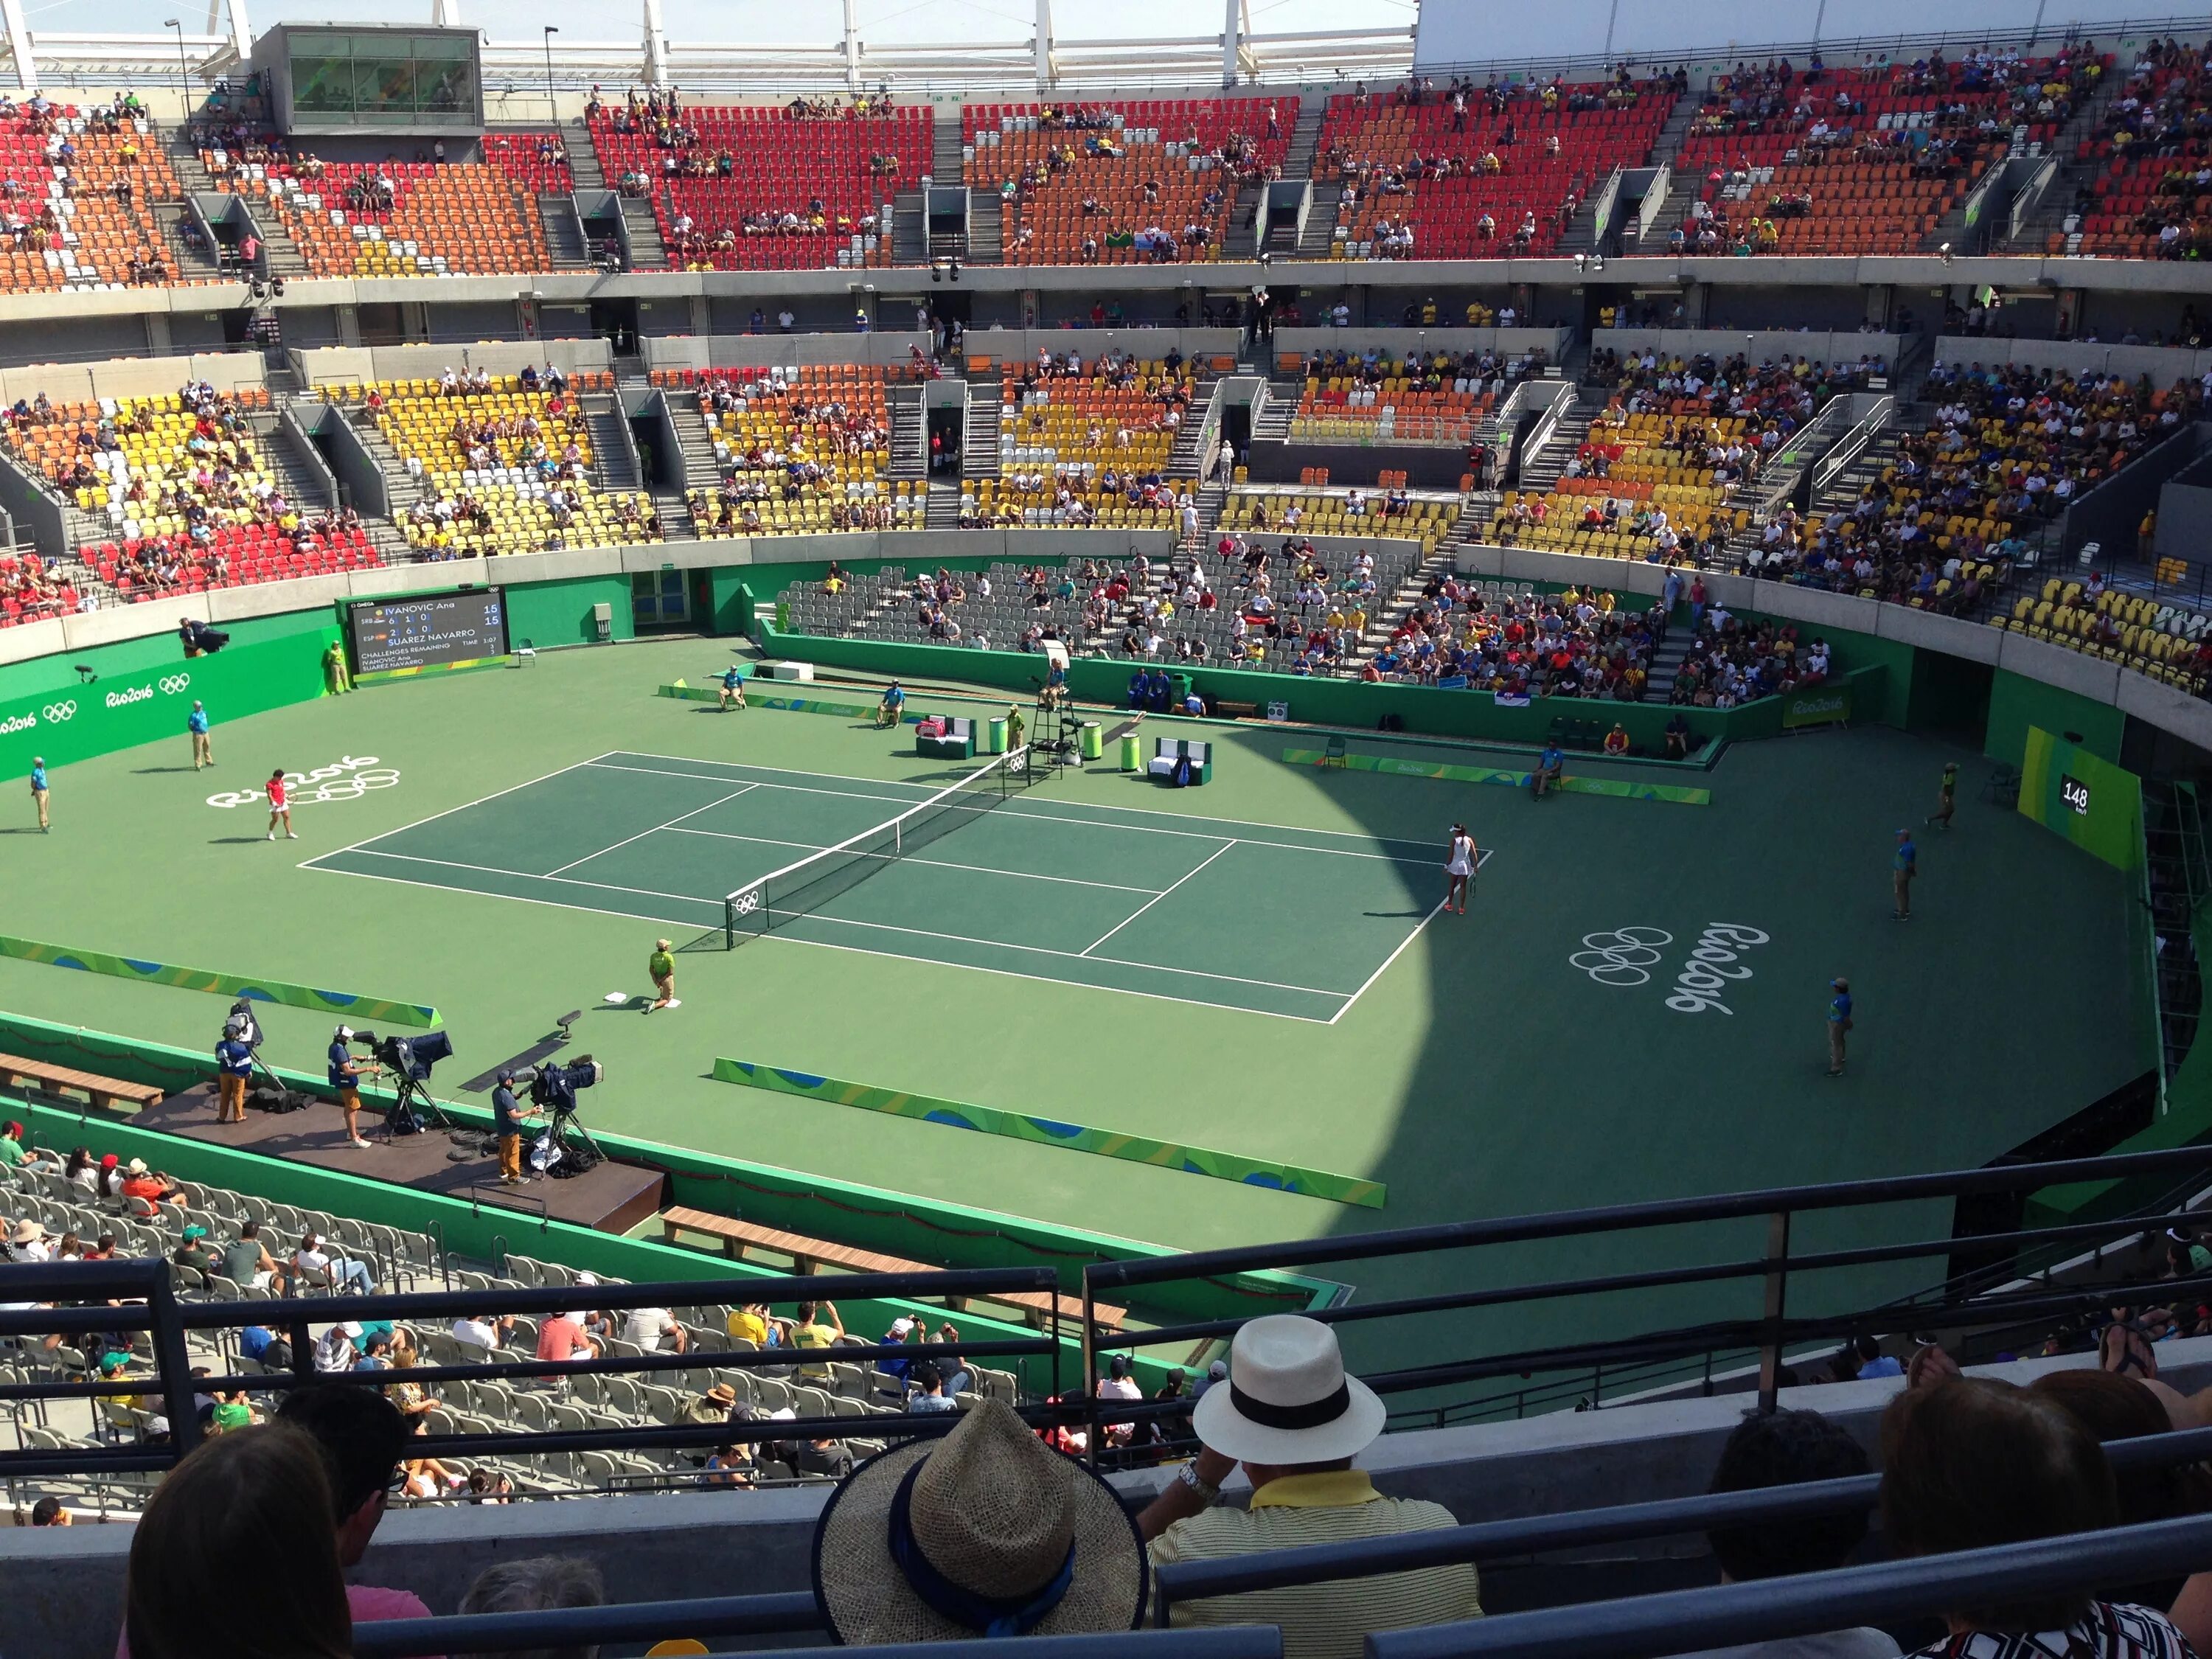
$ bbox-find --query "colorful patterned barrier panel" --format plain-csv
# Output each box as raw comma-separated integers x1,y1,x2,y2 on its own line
0,935,442,1029
712,1057,1387,1209
1282,747,1710,806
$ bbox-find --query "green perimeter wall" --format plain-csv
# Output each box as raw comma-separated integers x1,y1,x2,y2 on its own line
0,1012,1327,1346
757,616,1891,754
501,573,638,650
1986,669,2127,770
0,608,338,782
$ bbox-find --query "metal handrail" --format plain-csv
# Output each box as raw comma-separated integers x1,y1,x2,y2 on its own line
361,1612,1279,1659
1367,1512,2212,1659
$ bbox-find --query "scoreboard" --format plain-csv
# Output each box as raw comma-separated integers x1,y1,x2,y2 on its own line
348,588,508,675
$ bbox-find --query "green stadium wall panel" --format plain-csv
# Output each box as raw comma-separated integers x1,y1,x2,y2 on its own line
712,1057,1388,1208
0,933,442,1028
500,573,637,649
1280,746,1711,804
2017,726,2144,872
1985,669,2127,770
0,612,339,779
0,1011,1334,1332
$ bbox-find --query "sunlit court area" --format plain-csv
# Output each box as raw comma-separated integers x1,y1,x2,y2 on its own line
2,4,2212,1658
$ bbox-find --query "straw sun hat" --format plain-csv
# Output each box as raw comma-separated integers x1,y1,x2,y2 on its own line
811,1397,1147,1644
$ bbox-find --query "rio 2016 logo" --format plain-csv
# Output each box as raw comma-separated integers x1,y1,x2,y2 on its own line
1570,924,1771,1014
208,755,399,809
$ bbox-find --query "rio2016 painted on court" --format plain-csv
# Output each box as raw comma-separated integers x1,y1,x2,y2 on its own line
207,755,400,810
1571,923,1771,1015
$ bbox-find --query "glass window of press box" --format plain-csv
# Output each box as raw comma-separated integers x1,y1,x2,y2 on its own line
288,32,478,125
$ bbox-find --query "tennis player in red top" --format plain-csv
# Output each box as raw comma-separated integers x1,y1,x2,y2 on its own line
265,768,296,841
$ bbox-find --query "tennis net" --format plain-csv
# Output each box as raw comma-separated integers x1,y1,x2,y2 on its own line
723,745,1033,947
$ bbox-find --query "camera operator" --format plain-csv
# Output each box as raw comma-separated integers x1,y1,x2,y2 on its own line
327,1027,380,1150
491,1068,543,1186
212,1017,255,1125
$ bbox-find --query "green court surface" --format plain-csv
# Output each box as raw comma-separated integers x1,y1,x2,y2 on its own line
0,638,2150,1382
302,749,1477,1022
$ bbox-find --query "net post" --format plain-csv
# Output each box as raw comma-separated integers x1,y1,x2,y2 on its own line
724,896,737,951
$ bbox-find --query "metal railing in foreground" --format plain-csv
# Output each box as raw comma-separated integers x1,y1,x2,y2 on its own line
1155,1421,2212,1620
355,1610,1280,1659
0,1259,1067,1484
1081,1144,2212,1447
1367,1513,2212,1659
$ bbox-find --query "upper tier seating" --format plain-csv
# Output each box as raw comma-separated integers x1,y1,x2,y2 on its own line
588,97,928,270
2058,39,2206,257
0,102,182,291
221,157,552,276
962,100,1293,264
661,365,912,537
1668,53,2093,257
481,131,576,195
1315,79,1671,260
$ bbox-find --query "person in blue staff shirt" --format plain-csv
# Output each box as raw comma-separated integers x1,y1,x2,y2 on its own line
717,664,747,712
28,755,47,832
877,680,906,728
187,700,213,770
213,1023,256,1125
1892,829,1917,922
1127,668,1149,709
1532,742,1565,801
1826,977,1854,1077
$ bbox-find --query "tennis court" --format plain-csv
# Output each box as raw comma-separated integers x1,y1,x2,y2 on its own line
300,749,1476,1022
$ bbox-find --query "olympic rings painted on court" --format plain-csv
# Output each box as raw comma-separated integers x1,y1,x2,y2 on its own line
41,700,77,722
1569,927,1674,987
207,755,397,809
159,675,192,695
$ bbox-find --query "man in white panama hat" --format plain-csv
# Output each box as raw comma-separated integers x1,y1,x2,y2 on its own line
1137,1314,1483,1659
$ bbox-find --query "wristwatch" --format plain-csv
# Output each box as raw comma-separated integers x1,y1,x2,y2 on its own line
1175,1461,1220,1504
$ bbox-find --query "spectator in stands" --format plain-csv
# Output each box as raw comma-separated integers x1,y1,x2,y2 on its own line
2032,1369,2212,1643
793,1299,845,1380
120,1159,183,1209
813,1397,1148,1641
29,1495,67,1526
1139,1315,1481,1657
400,1417,467,1498
622,1304,689,1353
1881,1378,2194,1659
122,1427,350,1659
1097,1353,1144,1447
452,1311,515,1354
908,1363,956,1413
291,1230,372,1295
1678,1408,1896,1659
456,1557,606,1658
538,1302,600,1377
0,1120,51,1169
218,1221,288,1295
261,1378,433,1638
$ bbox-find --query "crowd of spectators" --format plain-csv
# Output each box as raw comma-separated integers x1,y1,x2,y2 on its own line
1588,347,1885,420
1743,361,2202,605
2072,38,2211,260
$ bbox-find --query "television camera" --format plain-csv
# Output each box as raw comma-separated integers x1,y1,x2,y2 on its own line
511,1057,605,1176
339,1026,455,1135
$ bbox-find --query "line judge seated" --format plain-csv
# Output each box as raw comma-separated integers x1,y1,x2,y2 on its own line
1138,1314,1482,1659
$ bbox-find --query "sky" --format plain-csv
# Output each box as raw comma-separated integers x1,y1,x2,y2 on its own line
26,0,1418,44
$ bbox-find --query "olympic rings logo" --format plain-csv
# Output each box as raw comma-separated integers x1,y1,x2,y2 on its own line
41,700,76,722
207,755,398,809
731,888,762,916
1568,927,1674,987
159,675,191,695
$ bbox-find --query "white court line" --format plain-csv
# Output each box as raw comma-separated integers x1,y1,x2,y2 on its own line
748,930,1334,1025
299,860,710,933
1079,840,1236,957
599,749,1440,859
339,849,724,912
782,909,1352,1001
664,826,1166,896
301,751,619,867
1329,899,1450,1026
587,761,922,811
545,783,760,877
304,849,1335,1023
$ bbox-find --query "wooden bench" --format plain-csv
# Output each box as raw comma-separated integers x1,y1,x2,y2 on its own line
658,1206,1124,1329
0,1052,162,1113
1216,700,1262,720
